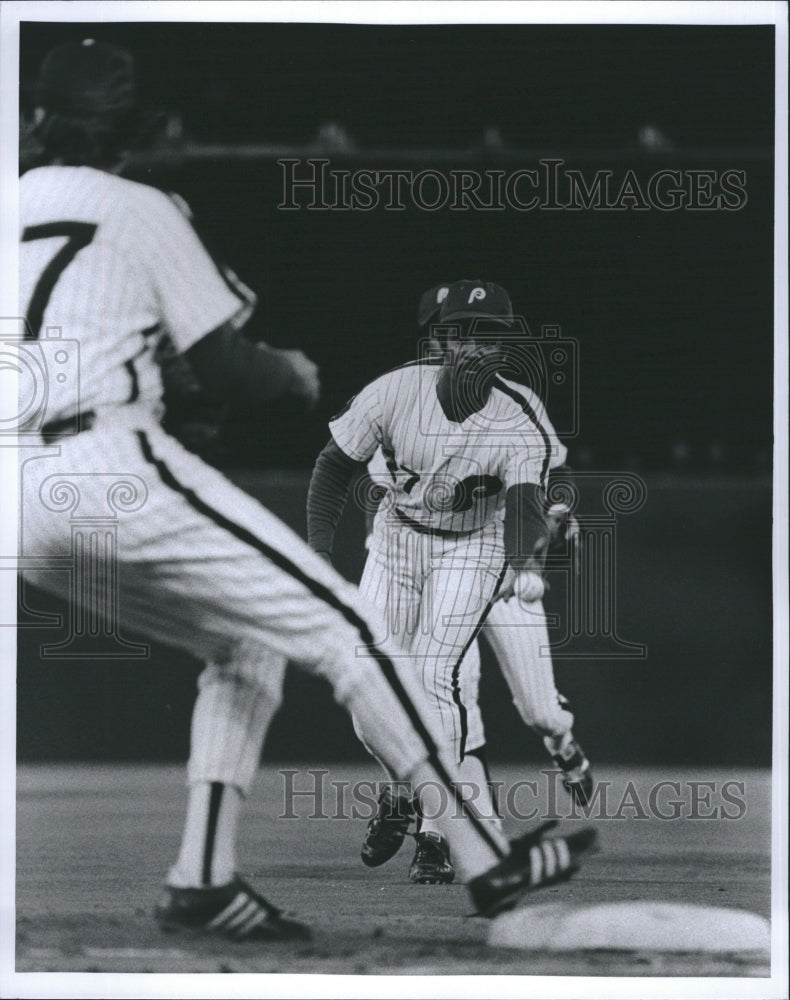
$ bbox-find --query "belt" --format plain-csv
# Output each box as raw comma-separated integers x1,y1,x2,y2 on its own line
392,507,481,538
40,410,96,444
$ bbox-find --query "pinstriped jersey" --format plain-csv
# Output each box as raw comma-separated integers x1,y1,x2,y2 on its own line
366,377,567,525
19,166,254,423
331,362,567,534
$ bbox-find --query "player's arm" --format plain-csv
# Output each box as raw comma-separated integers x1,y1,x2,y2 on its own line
307,379,385,562
496,483,550,603
185,322,319,410
503,482,550,572
498,402,556,601
307,439,368,561
514,387,577,556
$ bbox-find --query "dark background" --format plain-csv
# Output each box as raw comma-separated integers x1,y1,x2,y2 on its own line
17,21,775,765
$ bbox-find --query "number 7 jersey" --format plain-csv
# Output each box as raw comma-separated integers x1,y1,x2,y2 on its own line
18,165,254,424
330,360,567,534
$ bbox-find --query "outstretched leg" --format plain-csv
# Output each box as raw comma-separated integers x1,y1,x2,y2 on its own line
485,596,593,805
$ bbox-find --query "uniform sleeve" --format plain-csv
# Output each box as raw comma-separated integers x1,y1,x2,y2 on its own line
502,402,561,490
525,390,567,470
502,432,549,492
141,190,252,353
496,379,566,488
328,378,384,462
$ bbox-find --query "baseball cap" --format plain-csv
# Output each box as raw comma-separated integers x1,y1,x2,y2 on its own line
438,280,514,327
37,39,136,119
417,284,451,326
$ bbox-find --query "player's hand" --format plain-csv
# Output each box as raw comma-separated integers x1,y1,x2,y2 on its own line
496,565,518,603
546,505,582,576
282,349,321,409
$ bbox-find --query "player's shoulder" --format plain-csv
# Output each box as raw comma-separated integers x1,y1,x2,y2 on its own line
108,179,203,247
373,357,439,405
21,166,183,219
492,375,545,415
117,176,195,221
365,357,439,393
489,375,559,446
384,356,440,383
330,358,436,422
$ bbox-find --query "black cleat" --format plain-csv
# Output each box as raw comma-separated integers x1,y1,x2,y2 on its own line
361,787,415,868
155,876,311,941
408,832,455,885
551,738,594,808
468,821,598,917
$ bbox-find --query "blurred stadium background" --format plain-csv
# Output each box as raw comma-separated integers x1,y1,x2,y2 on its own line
17,21,774,769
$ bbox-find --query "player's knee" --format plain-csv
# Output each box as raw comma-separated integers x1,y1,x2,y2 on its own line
199,648,288,709
309,632,369,704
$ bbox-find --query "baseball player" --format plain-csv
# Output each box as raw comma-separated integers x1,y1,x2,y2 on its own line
374,286,592,811
317,286,591,885
417,287,592,799
18,40,595,941
307,279,576,884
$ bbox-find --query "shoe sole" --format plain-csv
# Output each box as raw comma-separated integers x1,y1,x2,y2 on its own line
409,872,455,885
156,917,311,942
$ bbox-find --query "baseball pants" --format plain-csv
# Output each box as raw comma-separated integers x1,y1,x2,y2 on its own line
463,596,574,750
18,415,508,874
354,510,505,763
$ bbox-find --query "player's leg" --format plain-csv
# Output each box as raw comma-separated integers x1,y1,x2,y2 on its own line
132,437,516,904
406,536,505,882
168,647,288,890
484,597,574,736
18,436,312,939
460,638,502,826
121,427,515,882
354,530,421,867
353,519,423,776
22,426,595,925
485,597,593,804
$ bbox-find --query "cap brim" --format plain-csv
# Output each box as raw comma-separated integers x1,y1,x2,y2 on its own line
440,310,514,327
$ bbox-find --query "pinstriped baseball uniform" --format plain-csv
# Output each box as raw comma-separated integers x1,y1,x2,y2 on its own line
17,167,510,874
331,361,560,761
18,165,278,794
